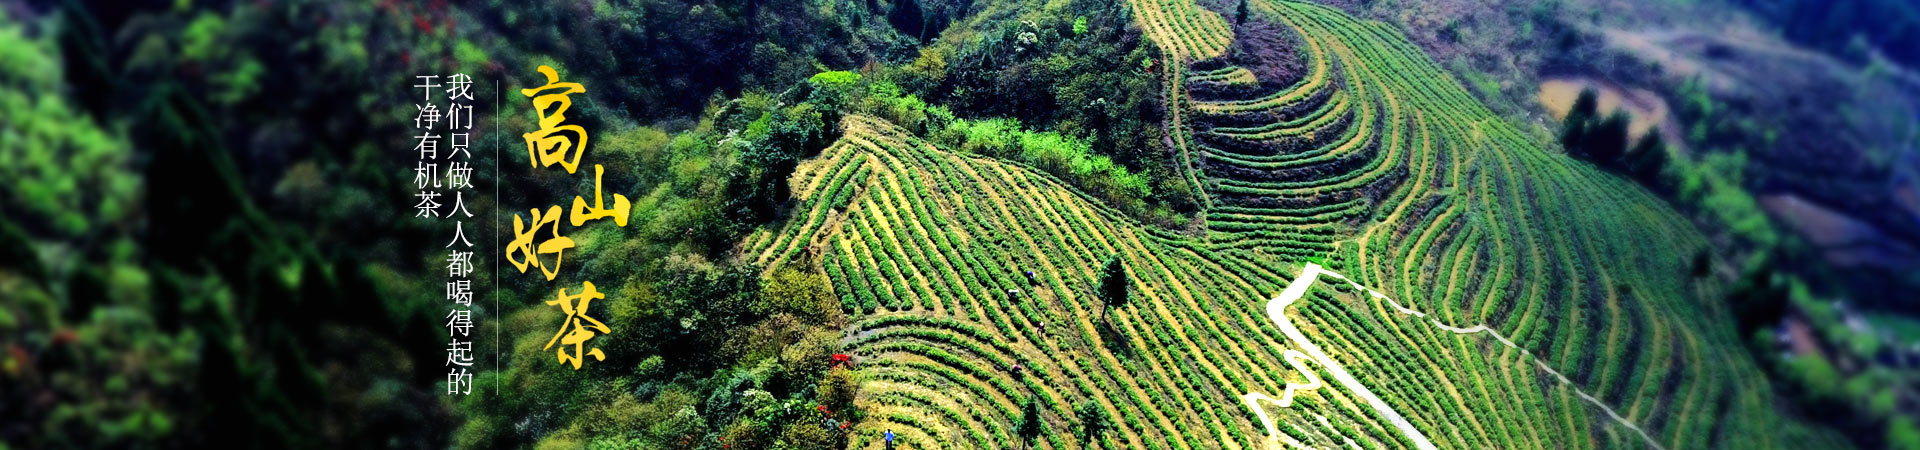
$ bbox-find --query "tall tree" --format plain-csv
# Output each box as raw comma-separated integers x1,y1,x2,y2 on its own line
1099,255,1128,318
1560,87,1599,153
1019,399,1044,449
1624,132,1668,181
1075,400,1111,445
1587,110,1632,163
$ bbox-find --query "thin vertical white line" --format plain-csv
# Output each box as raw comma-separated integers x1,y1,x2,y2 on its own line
494,78,501,394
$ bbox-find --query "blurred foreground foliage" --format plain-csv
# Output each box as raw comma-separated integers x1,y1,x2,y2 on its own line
1,0,900,448
3,1,467,447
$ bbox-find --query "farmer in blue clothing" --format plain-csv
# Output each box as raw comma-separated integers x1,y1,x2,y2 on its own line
885,429,895,450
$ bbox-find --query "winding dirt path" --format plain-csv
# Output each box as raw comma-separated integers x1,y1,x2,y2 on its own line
1242,263,1668,450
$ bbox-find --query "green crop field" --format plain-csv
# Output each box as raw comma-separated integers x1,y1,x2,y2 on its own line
741,1,1854,449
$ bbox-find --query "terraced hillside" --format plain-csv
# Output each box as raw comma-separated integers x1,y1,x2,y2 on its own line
741,1,1853,449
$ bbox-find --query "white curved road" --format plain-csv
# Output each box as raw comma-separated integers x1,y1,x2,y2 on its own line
1241,263,1665,450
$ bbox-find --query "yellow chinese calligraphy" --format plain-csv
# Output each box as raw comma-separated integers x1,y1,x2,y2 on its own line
520,65,588,174
542,281,610,370
569,164,631,227
512,63,622,371
506,205,575,280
